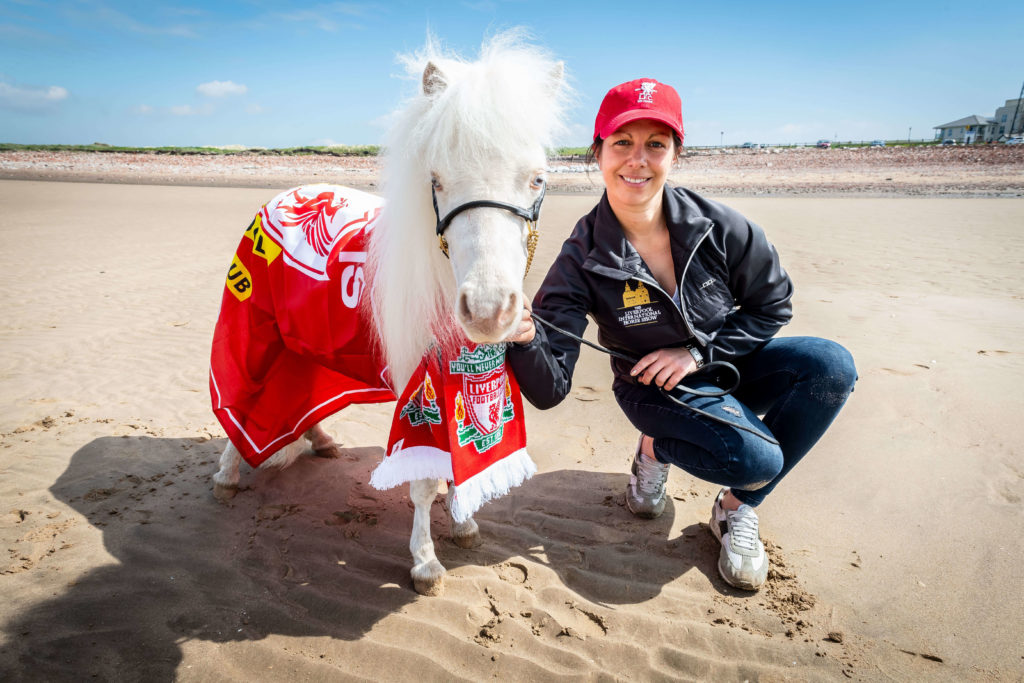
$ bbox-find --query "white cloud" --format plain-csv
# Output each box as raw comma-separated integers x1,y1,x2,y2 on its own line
197,80,247,97
245,103,264,114
135,104,153,114
0,82,68,112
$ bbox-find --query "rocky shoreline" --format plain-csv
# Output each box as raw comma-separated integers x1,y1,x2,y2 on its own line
2,145,1022,196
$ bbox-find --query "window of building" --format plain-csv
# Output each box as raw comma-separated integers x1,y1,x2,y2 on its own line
1002,114,1008,122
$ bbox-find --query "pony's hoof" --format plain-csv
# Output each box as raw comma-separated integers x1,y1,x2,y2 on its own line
310,443,341,459
451,516,481,548
452,529,482,549
411,560,446,596
213,482,238,502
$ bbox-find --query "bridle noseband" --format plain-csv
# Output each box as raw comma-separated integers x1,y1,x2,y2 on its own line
431,180,546,275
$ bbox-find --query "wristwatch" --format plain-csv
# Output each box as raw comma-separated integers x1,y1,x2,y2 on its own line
685,343,705,368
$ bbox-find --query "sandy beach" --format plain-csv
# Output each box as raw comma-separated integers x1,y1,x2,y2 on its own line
1,165,1023,681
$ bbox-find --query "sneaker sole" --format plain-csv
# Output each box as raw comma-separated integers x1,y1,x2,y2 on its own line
716,551,765,591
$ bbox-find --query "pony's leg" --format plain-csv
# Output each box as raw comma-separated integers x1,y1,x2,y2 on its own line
213,441,242,501
446,486,481,549
303,423,339,458
409,478,446,596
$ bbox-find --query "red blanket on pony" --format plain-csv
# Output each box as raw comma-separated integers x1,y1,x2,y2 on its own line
209,185,533,522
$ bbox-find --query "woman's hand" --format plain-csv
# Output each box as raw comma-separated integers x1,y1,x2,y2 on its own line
505,301,535,345
630,347,698,390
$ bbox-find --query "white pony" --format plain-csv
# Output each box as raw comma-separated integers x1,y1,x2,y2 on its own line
212,33,567,596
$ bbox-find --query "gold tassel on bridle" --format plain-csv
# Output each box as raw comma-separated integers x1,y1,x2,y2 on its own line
524,221,539,277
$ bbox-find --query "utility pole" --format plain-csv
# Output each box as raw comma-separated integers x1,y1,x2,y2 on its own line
1010,79,1024,137
720,131,723,147
908,126,912,143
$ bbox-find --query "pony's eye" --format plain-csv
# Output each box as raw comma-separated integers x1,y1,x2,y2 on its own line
431,176,443,191
530,175,545,190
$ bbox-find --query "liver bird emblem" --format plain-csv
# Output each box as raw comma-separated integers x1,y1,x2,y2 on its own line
277,189,349,257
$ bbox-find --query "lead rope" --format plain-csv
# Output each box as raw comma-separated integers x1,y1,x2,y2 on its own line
527,313,780,445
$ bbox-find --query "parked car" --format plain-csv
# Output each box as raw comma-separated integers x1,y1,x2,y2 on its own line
870,139,886,147
941,139,956,146
816,139,831,148
1005,136,1024,145
740,141,758,149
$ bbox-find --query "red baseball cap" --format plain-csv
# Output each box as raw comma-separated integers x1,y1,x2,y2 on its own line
593,78,684,143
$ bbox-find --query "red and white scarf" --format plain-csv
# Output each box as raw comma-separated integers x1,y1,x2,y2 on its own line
209,184,534,521
371,340,533,523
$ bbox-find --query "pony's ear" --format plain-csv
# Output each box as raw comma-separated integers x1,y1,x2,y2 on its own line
422,62,447,96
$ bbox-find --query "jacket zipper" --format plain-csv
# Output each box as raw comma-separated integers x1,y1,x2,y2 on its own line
676,222,716,341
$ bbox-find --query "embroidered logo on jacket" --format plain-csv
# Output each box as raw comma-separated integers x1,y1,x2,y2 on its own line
617,280,663,327
622,281,651,307
450,345,514,452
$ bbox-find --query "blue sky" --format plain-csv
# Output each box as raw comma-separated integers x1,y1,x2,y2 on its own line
2,0,1022,148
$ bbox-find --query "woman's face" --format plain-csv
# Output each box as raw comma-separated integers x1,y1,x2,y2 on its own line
597,119,676,214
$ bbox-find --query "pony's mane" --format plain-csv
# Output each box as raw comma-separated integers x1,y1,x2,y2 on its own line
367,31,568,388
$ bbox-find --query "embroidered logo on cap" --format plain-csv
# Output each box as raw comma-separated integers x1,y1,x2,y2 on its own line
636,81,657,104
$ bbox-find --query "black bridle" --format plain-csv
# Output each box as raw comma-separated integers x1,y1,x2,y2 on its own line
431,180,546,249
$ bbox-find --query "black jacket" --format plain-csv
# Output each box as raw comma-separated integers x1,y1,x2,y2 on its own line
508,186,793,409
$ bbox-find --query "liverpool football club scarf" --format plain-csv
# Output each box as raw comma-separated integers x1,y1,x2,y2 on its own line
210,184,535,522
370,341,534,523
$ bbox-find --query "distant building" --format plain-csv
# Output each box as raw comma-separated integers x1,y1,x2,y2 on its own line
934,98,1023,143
992,98,1024,140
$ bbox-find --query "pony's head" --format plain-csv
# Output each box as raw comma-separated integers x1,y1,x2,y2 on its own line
370,32,568,386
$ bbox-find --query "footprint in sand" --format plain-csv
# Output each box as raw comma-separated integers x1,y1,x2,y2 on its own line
495,561,528,585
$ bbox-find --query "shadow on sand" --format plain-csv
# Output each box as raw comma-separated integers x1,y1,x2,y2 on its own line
1,434,723,680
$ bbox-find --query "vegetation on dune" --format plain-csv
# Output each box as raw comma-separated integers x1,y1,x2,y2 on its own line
0,143,382,156
2,142,600,157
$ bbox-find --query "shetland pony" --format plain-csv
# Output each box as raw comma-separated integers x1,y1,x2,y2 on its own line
212,33,567,596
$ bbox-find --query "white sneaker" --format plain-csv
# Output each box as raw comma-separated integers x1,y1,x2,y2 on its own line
625,435,670,519
709,488,768,590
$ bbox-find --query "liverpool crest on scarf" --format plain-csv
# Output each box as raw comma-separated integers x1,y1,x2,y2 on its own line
371,341,534,524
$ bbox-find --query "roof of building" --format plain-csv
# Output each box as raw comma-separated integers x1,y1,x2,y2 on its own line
934,114,993,129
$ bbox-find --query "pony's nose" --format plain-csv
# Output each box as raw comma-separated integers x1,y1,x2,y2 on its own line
457,289,520,340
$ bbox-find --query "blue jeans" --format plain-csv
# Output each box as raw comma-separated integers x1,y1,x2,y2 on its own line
613,336,857,507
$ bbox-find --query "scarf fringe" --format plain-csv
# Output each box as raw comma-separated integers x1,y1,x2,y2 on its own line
368,444,536,524
369,440,454,489
448,448,536,524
